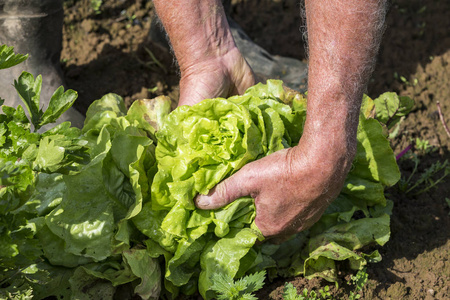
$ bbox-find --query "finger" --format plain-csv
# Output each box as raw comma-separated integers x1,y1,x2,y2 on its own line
195,167,252,209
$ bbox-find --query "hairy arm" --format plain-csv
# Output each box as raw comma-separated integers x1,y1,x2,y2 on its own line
196,0,388,239
152,0,255,106
303,0,387,166
154,0,388,239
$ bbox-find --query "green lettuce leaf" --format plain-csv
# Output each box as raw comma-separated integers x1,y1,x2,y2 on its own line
373,92,414,129
199,228,259,299
39,86,78,127
0,44,28,70
1,78,403,299
132,80,402,297
123,248,162,299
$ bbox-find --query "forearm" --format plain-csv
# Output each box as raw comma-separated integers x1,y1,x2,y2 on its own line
153,0,235,73
303,0,387,162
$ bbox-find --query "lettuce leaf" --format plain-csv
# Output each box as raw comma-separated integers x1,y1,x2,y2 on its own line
1,78,401,299
133,80,400,298
1,93,164,299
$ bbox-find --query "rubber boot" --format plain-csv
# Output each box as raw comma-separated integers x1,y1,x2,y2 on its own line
0,0,85,129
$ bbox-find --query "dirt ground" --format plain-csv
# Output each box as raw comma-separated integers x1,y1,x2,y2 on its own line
61,0,449,299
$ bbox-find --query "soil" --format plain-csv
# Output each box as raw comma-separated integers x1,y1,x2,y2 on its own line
60,0,449,299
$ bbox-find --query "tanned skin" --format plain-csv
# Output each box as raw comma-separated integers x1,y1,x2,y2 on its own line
153,0,387,241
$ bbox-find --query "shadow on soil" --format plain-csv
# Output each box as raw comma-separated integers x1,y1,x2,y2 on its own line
64,41,176,115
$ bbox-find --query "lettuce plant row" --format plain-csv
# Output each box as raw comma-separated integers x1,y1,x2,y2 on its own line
1,71,401,299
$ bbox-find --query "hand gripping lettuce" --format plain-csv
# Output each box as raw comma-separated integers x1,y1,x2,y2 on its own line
133,80,400,299
1,73,401,299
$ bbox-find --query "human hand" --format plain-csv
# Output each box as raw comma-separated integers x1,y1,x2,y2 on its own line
178,47,256,106
152,0,255,106
195,134,355,241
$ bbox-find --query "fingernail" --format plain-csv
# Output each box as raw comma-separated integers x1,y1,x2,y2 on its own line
196,195,210,207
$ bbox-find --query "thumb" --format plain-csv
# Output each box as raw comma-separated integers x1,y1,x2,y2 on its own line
195,169,252,209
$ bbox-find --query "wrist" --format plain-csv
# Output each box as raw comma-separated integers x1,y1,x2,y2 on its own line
178,27,236,76
298,109,358,175
180,46,244,81
303,81,362,160
154,0,236,74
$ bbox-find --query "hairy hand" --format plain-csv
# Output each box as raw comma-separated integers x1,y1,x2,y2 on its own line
195,139,353,241
178,48,255,106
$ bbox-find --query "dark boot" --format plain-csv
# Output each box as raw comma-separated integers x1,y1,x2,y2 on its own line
0,0,84,128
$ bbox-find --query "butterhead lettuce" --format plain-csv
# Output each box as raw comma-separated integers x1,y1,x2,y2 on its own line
1,79,401,300
132,80,399,299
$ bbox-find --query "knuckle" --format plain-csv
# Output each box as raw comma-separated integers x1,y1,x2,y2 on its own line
215,180,232,204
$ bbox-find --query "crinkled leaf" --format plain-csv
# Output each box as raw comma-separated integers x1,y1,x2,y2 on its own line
82,93,127,134
69,266,116,300
33,136,65,170
132,203,177,252
244,80,286,102
165,234,208,286
80,260,137,287
303,214,390,281
126,96,171,139
152,98,262,213
123,249,162,299
105,130,153,220
45,156,116,261
16,173,65,216
37,223,93,268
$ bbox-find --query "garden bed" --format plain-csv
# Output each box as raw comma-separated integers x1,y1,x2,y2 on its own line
59,1,450,299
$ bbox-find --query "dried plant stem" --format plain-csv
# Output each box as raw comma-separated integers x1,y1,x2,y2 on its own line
437,101,450,138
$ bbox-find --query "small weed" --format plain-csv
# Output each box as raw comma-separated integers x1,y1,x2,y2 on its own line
347,269,368,300
135,46,167,74
417,6,427,14
398,151,449,195
90,0,102,14
414,138,433,154
282,283,331,300
393,72,418,86
400,75,408,84
148,86,159,93
210,271,266,300
281,269,369,300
